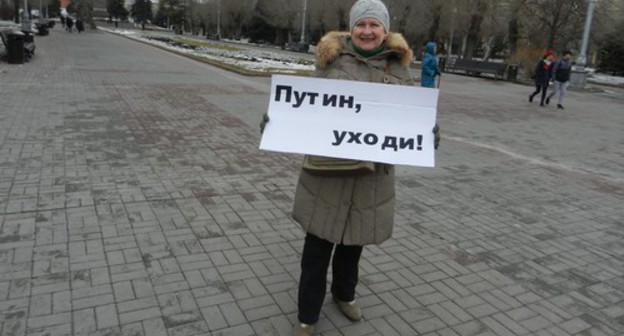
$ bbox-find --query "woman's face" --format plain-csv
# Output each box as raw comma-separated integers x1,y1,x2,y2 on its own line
352,18,386,51
546,55,554,62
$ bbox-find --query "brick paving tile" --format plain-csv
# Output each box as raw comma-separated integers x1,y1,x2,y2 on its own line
1,24,623,336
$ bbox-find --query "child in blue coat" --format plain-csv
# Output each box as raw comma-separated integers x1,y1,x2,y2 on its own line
421,42,440,88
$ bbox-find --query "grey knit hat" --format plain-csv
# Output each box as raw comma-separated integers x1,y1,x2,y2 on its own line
349,0,390,33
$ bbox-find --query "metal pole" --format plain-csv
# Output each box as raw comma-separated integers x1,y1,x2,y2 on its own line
576,0,596,68
22,0,29,30
447,6,456,59
216,0,221,38
300,0,307,42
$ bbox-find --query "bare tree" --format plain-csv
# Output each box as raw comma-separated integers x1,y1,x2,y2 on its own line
243,0,623,65
463,0,488,59
523,0,585,49
253,0,300,44
387,0,425,53
222,0,255,39
478,2,508,60
504,0,530,55
427,0,442,42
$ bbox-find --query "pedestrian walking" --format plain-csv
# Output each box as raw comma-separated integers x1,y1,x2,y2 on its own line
261,1,440,335
75,18,84,33
529,49,555,107
421,41,441,88
66,16,74,33
546,51,572,109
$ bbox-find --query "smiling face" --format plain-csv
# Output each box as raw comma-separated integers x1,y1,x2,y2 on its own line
352,18,386,51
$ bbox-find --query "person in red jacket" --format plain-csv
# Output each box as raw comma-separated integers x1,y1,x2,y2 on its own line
529,49,555,107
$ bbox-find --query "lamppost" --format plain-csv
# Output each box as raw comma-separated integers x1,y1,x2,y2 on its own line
22,0,30,31
299,0,307,42
570,0,597,87
447,5,457,59
216,0,221,39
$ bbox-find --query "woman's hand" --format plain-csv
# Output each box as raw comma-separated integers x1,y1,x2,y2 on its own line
433,124,440,149
260,113,269,134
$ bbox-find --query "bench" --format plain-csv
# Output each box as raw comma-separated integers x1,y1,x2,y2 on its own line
449,58,507,80
20,31,35,59
0,29,35,62
35,22,49,36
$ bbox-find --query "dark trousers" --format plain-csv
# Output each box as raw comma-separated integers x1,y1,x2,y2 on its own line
298,233,363,324
530,84,548,104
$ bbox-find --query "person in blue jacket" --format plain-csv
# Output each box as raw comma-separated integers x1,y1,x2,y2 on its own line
421,41,440,88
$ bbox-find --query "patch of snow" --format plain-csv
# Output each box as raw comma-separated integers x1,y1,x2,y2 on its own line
584,67,624,85
100,27,624,86
588,73,624,86
99,27,315,74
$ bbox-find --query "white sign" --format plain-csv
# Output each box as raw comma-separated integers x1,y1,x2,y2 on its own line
259,75,438,167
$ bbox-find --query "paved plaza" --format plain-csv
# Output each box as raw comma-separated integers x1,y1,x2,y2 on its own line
0,26,623,336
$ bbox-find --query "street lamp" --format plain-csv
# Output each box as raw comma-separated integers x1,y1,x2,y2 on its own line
576,0,596,68
299,0,307,42
216,0,221,39
22,0,30,31
570,0,596,87
447,5,457,59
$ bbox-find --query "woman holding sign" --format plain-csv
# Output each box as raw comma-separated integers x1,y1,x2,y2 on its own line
261,1,439,335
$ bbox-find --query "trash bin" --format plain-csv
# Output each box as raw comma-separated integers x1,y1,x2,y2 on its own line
7,32,25,64
507,64,518,82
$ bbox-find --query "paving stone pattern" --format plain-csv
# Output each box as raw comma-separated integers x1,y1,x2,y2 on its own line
0,27,623,336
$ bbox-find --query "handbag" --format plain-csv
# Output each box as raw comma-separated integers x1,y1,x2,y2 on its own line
302,155,375,176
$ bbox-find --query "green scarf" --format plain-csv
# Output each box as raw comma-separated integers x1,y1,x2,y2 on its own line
350,39,385,58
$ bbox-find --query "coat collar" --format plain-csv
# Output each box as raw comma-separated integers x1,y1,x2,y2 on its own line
315,31,413,69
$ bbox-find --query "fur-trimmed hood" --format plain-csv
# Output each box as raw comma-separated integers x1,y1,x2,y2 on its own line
315,31,413,69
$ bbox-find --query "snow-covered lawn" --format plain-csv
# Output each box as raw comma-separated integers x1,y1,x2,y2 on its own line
100,27,624,86
587,72,624,86
100,27,314,75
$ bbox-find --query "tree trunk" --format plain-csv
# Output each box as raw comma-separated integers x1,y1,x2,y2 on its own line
337,6,347,31
546,2,563,49
508,17,518,55
427,4,441,42
463,1,486,60
547,22,558,49
398,4,410,33
236,21,242,39
482,36,494,61
461,34,467,58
